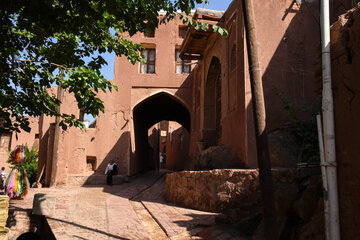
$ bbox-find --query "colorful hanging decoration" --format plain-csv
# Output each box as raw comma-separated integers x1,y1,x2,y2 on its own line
5,145,31,199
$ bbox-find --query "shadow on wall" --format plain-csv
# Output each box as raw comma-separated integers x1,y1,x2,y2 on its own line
81,131,131,186
37,125,55,187
166,126,190,171
246,0,352,170
100,131,131,175
258,0,351,131
148,127,160,171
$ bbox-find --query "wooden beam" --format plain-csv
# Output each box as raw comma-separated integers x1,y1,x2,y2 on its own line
180,53,202,60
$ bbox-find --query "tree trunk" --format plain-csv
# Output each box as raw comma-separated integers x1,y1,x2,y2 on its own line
242,0,278,239
50,77,64,187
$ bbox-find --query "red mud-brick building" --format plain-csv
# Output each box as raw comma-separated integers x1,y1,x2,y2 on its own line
37,0,355,185
0,117,39,171
37,15,194,186
182,0,353,169
2,0,355,238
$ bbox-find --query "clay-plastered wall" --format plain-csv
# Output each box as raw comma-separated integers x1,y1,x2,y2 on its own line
57,89,131,180
0,117,39,173
165,122,190,171
189,1,249,168
330,4,360,238
39,16,194,184
252,0,351,130
188,0,352,170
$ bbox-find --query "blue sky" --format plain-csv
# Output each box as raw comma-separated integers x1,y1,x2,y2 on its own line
99,0,233,81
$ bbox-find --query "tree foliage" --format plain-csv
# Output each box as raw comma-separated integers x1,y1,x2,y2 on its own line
0,0,227,133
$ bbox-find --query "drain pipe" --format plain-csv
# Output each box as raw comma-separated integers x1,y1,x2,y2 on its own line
316,114,330,240
320,0,341,239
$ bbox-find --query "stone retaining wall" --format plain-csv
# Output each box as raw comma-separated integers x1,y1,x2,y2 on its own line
165,168,295,212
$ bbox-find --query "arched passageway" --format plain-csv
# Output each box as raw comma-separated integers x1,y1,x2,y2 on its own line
132,92,190,174
204,56,222,147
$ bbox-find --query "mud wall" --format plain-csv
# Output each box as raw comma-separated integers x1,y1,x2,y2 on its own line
330,5,360,239
0,117,39,173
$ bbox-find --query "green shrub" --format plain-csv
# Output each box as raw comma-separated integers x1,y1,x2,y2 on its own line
272,85,320,164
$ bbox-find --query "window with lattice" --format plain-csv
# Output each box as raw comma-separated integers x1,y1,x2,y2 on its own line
178,26,187,38
175,49,190,74
140,49,156,74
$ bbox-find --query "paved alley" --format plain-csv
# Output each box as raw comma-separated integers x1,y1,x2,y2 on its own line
7,171,240,240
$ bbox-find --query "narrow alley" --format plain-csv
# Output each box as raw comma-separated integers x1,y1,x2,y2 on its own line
7,171,243,240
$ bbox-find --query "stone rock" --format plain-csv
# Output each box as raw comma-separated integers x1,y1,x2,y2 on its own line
32,194,56,217
274,183,298,219
0,227,9,240
268,129,300,168
165,168,294,212
297,199,325,240
215,203,261,225
0,196,9,228
32,182,42,188
293,176,322,223
198,145,244,169
273,182,299,236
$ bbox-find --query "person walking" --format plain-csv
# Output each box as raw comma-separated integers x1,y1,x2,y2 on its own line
105,161,117,186
0,167,5,192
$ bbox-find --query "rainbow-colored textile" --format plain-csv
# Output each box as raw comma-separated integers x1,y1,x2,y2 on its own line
4,168,30,199
6,145,31,199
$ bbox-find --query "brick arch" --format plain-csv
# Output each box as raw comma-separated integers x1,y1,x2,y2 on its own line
133,91,190,131
132,92,191,173
203,56,221,146
132,90,191,119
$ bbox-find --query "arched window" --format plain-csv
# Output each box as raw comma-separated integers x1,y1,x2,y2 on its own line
203,57,221,146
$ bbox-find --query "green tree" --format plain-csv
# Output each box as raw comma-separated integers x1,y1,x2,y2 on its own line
0,0,226,133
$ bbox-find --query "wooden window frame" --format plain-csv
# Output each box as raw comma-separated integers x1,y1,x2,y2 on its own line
175,49,190,74
141,48,156,74
144,31,155,38
178,25,188,38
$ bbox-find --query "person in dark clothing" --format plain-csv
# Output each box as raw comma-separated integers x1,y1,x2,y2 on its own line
105,160,117,185
16,232,40,240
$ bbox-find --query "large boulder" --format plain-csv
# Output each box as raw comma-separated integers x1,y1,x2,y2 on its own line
198,145,244,169
293,175,322,223
268,128,301,168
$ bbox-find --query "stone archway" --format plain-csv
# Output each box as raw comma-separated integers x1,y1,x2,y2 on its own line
132,92,190,174
203,56,222,147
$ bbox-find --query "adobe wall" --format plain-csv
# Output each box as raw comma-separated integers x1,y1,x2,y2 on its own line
38,16,193,185
329,5,360,238
0,117,39,174
115,16,193,175
165,123,190,171
189,1,250,168
189,0,352,169
253,0,351,131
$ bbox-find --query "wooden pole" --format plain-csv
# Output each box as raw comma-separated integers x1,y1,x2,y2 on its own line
242,0,278,239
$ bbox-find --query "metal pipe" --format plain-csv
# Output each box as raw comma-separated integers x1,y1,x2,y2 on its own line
317,114,330,240
320,0,341,239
